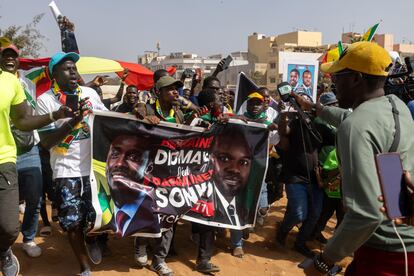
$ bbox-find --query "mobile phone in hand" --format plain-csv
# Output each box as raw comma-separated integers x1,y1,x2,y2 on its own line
375,153,412,220
65,94,79,117
222,55,233,70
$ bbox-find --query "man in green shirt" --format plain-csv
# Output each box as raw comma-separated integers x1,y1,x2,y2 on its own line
0,49,69,276
297,42,414,275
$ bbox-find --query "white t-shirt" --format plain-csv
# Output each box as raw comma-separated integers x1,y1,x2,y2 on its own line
18,69,40,144
36,86,107,179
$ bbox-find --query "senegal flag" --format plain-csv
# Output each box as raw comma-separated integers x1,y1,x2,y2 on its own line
321,41,343,64
362,22,380,42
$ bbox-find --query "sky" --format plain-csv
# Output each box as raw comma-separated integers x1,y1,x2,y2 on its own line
1,0,413,62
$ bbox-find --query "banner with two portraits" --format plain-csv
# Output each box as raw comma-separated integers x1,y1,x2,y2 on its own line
89,111,268,237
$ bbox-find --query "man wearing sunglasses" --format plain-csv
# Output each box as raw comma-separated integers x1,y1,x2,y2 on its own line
295,41,414,275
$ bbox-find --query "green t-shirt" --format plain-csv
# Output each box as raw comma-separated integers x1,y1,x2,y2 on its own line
320,95,414,262
0,70,25,164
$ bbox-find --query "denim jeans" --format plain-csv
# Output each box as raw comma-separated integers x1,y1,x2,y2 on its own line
230,229,243,248
279,182,323,246
231,181,269,248
16,145,43,243
259,181,268,209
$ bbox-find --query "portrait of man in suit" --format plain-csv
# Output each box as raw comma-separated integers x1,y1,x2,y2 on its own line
298,69,313,97
106,134,158,237
211,125,253,227
289,68,300,91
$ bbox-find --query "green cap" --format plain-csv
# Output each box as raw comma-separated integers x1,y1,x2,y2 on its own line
156,76,183,91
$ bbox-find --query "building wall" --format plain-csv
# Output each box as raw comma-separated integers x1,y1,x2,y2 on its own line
248,33,275,63
248,31,324,91
374,34,394,51
394,44,414,54
276,31,322,47
297,31,323,47
341,32,361,44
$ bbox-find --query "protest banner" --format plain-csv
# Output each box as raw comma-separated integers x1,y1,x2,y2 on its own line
89,111,269,237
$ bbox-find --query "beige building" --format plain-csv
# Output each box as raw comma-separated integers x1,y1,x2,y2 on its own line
342,32,414,56
247,31,326,91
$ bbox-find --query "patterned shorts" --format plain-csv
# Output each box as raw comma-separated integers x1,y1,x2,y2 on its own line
54,176,95,231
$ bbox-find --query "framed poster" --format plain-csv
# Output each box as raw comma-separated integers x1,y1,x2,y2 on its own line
280,52,320,102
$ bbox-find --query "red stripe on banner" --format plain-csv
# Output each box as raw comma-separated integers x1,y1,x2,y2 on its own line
191,200,215,217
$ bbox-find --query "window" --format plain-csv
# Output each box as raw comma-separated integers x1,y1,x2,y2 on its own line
269,77,276,83
269,62,276,69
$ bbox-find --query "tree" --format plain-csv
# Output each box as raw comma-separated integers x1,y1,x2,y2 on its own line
0,14,46,58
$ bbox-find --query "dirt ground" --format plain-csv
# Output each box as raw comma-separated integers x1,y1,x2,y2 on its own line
14,198,351,276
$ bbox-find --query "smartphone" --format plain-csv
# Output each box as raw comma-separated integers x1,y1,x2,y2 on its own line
222,55,233,70
277,82,292,102
65,94,79,116
375,153,411,220
183,68,194,79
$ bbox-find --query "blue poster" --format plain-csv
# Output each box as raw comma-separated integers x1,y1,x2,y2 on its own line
287,64,316,99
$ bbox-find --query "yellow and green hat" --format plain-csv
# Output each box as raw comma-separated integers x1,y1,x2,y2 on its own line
321,41,392,76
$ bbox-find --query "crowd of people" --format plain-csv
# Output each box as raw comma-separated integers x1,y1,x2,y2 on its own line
0,34,413,276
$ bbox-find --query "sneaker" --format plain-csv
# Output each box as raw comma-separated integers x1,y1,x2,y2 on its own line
294,242,316,258
150,262,173,276
22,241,42,257
232,246,244,258
1,251,20,276
85,238,102,265
195,261,220,273
134,245,148,267
80,269,92,276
